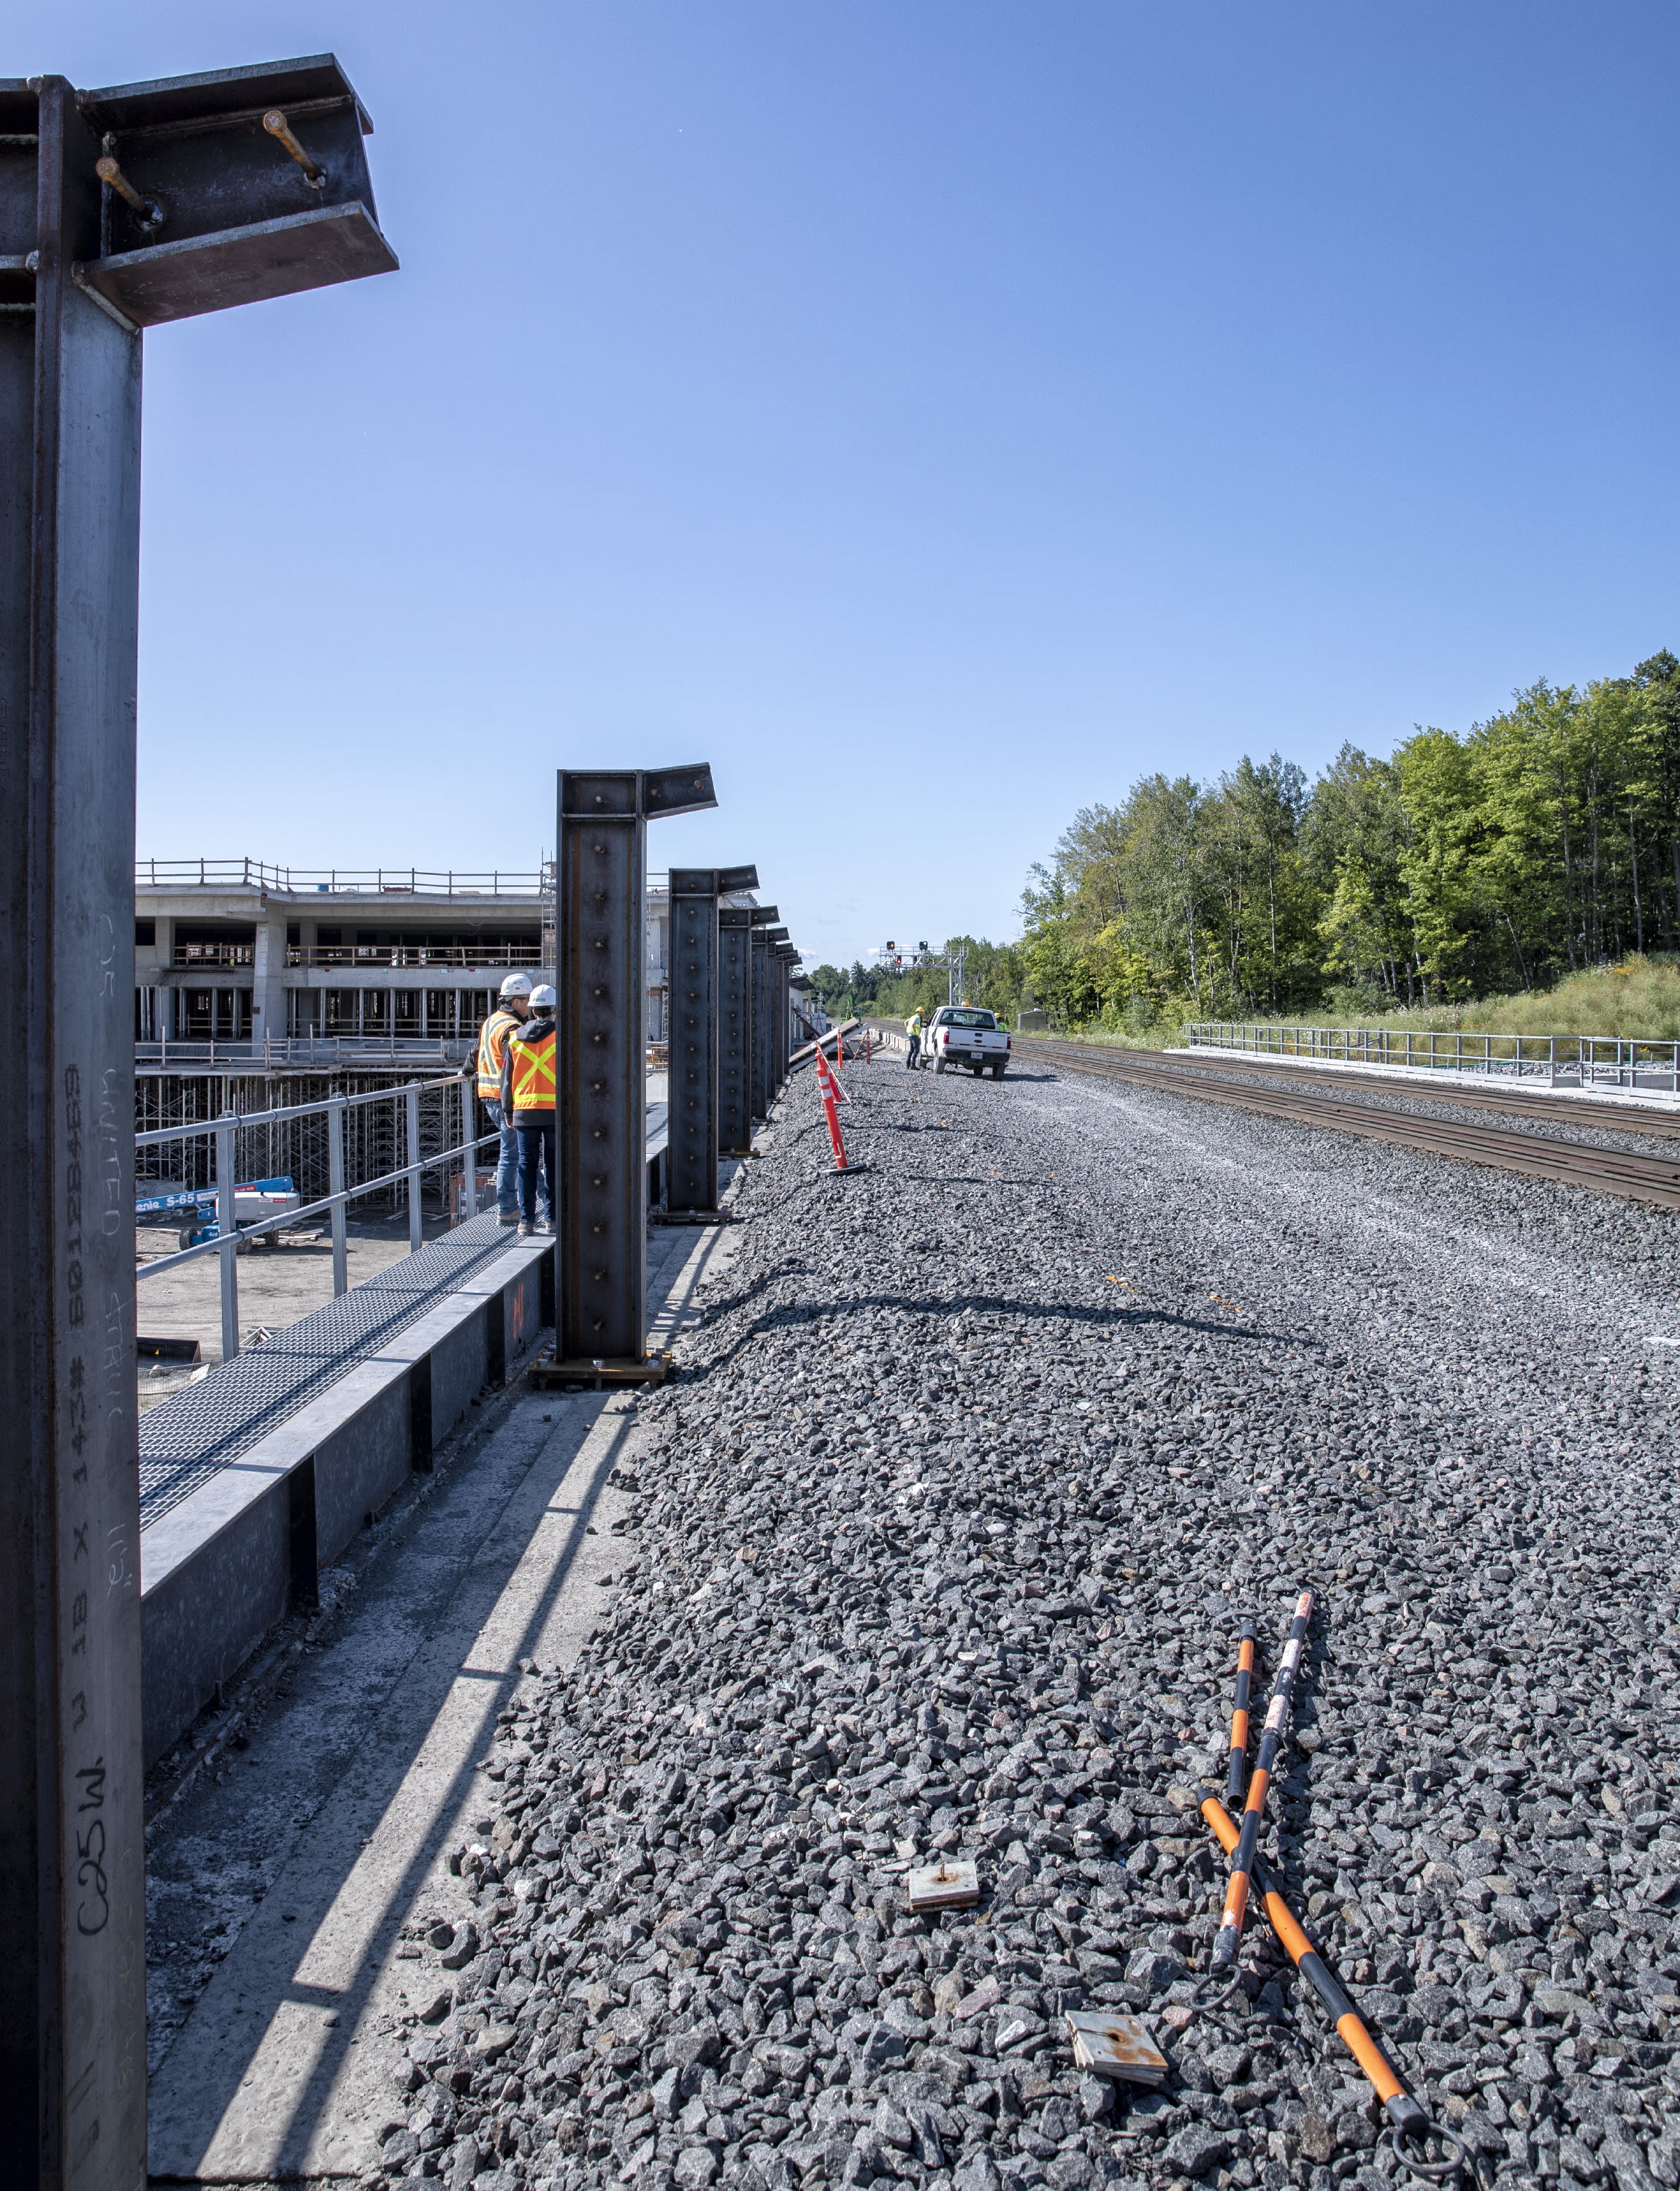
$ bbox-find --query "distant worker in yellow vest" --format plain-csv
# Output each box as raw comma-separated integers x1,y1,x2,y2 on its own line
905,1009,924,1071
476,973,537,1225
499,984,557,1239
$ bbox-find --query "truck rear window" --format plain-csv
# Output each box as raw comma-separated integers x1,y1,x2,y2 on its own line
943,1010,996,1028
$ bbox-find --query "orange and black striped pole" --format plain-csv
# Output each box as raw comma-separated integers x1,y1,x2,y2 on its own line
1210,1588,1312,1971
1225,1617,1257,1804
1200,1796,1470,2182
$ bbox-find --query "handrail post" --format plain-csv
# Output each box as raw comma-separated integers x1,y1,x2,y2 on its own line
216,1110,240,1362
329,1096,348,1296
407,1083,423,1253
461,1081,477,1218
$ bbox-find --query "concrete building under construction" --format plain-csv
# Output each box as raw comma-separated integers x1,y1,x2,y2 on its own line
132,856,764,1057
131,857,786,1212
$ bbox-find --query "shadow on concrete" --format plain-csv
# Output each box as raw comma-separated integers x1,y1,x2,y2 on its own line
146,1224,731,2182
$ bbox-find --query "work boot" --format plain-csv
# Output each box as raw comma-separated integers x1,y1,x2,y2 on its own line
498,1209,518,1225
516,1220,532,1239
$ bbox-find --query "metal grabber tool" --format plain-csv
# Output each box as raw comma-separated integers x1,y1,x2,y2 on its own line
1200,1797,1475,2185
1211,1588,1313,1971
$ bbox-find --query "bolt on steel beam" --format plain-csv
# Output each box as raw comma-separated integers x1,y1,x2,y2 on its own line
556,768,716,1366
717,907,755,1158
0,55,394,2191
665,865,756,1215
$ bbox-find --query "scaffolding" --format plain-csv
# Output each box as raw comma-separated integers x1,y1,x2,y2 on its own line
134,1068,469,1214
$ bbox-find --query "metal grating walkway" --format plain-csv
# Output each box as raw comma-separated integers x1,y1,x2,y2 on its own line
139,1107,673,1531
138,1213,525,1529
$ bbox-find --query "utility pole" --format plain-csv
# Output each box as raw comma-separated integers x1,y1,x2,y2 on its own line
0,56,395,2190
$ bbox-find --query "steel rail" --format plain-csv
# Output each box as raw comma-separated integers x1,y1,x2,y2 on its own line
1024,1039,1680,1212
1158,1047,1680,1139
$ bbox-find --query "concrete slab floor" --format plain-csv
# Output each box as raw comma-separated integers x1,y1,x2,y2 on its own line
144,1208,739,2183
137,1215,472,1407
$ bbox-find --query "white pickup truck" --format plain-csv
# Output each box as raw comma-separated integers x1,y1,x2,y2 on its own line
926,1006,1012,1077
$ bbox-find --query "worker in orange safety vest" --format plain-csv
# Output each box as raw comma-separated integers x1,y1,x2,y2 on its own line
475,972,538,1225
499,984,556,1239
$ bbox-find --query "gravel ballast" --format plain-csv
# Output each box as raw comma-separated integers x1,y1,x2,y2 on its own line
379,1052,1680,2191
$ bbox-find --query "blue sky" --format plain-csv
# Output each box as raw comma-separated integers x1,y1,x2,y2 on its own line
23,2,1680,967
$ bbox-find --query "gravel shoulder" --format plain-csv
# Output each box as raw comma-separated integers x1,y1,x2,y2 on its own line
374,1055,1680,2191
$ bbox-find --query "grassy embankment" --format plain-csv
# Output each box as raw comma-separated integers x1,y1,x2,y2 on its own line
1024,955,1680,1050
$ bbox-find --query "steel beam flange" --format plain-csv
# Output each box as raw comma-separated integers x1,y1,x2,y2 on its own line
556,768,716,1367
745,906,780,1123
717,906,755,1157
665,863,756,1217
0,58,394,2189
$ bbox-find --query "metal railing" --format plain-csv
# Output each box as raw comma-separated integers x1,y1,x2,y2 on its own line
137,858,544,899
284,943,543,969
138,860,708,901
137,1034,479,1069
1186,1022,1680,1095
135,1075,491,1361
172,942,256,967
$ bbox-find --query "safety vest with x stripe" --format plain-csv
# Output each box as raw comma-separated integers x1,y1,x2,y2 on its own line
503,1021,556,1115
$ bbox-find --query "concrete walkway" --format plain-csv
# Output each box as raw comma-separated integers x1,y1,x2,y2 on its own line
145,1211,740,2183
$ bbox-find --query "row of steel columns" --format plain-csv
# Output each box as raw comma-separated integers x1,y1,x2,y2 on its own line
551,781,802,1366
0,53,805,2180
657,869,797,1220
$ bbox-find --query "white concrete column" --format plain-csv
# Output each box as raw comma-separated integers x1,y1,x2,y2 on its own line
251,911,288,1046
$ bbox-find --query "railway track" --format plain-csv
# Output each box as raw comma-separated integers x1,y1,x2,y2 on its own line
1160,1045,1680,1137
1019,1037,1680,1212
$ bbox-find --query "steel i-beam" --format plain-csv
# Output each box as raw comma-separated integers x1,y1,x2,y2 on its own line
665,864,756,1215
0,57,394,2190
717,907,755,1158
770,945,789,1092
556,768,716,1366
791,960,806,1063
774,944,798,1086
761,926,791,1099
748,909,780,1122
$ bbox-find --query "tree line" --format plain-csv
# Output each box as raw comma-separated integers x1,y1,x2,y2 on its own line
812,650,1680,1031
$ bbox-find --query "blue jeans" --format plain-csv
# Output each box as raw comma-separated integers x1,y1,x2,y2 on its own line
515,1117,555,1225
486,1098,521,1217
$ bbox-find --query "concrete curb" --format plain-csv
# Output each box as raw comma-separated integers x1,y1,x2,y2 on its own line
139,1237,553,1767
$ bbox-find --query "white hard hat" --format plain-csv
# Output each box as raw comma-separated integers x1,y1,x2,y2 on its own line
529,984,557,1011
499,972,534,1000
